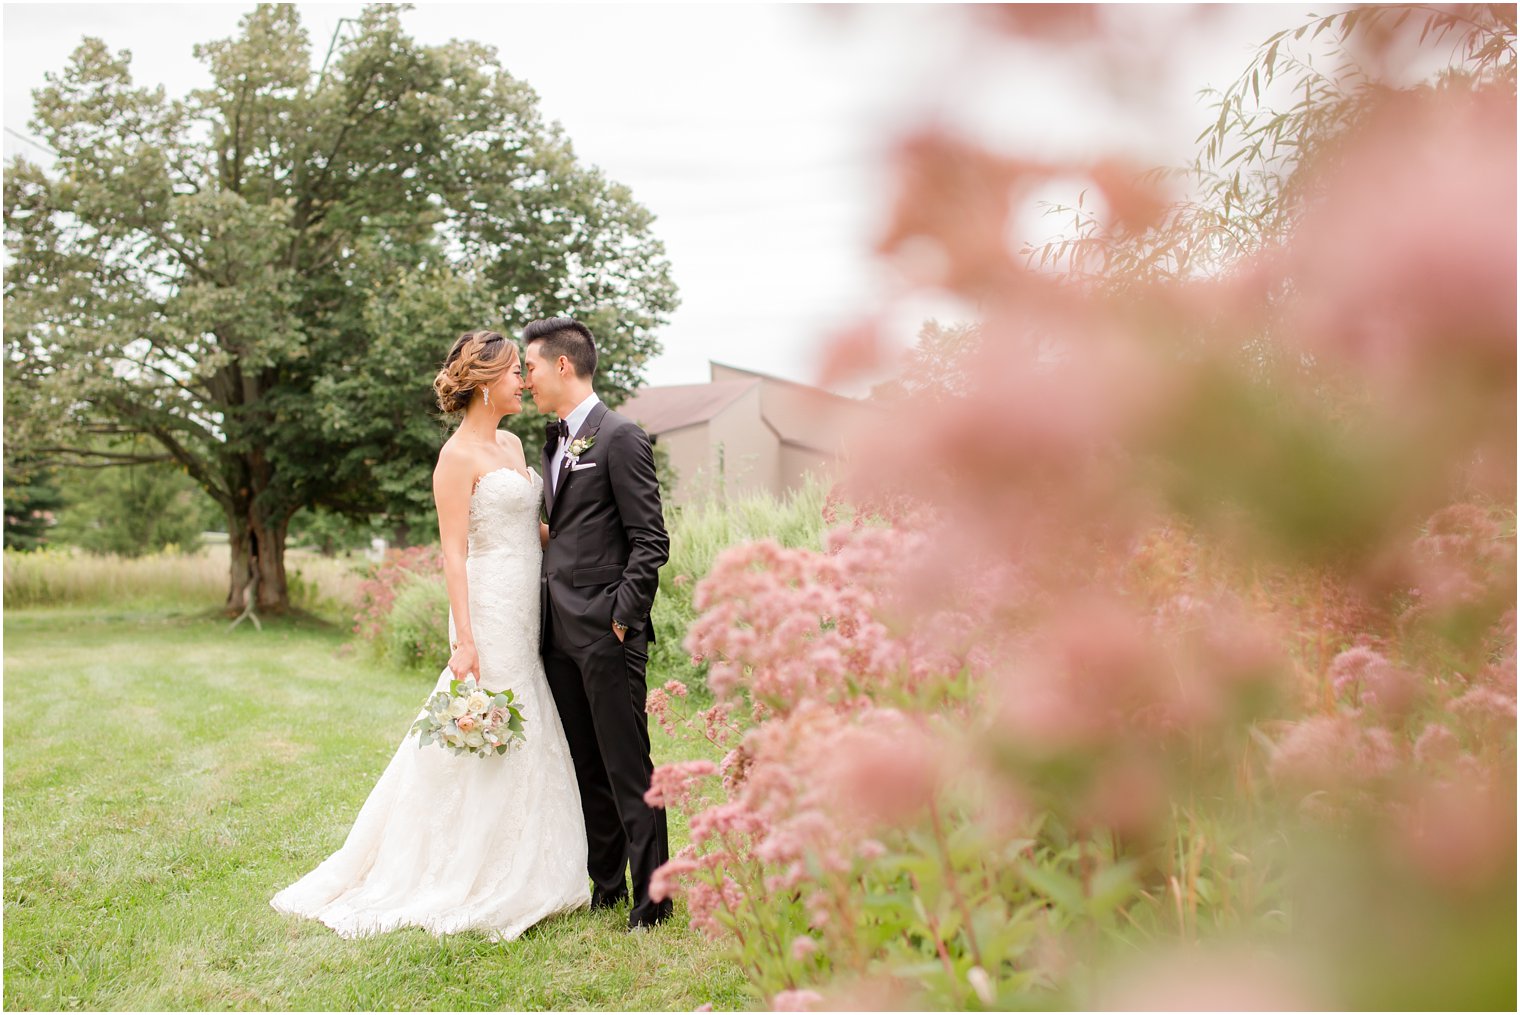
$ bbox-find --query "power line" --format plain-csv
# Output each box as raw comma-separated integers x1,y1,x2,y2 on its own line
4,126,57,157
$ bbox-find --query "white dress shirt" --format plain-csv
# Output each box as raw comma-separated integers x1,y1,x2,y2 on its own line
550,392,600,493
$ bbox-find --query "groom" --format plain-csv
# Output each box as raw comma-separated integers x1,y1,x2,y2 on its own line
522,316,673,931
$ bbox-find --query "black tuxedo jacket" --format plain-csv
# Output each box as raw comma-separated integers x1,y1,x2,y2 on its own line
540,400,669,651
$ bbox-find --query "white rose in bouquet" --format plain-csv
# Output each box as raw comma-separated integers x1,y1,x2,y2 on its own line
411,676,526,757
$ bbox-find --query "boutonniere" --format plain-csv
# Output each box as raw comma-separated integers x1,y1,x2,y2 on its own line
566,431,597,465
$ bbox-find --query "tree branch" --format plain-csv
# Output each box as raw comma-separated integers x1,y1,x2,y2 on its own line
228,80,248,195
26,446,177,466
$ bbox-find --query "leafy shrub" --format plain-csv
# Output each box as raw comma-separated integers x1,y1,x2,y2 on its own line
289,506,381,556
285,559,367,622
351,545,449,673
381,572,450,674
353,545,443,641
3,460,64,551
47,452,218,558
651,478,829,690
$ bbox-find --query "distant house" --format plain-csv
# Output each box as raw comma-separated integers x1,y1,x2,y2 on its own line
617,362,869,504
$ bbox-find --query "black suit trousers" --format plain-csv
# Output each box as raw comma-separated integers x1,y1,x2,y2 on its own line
542,601,671,926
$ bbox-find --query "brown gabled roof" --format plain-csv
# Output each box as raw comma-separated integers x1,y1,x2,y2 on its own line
708,361,859,401
709,362,877,453
615,379,759,435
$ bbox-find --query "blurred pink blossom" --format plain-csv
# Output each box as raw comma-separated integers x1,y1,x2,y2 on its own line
1413,723,1461,766
1270,714,1400,796
1447,684,1517,743
1327,646,1419,718
645,760,718,810
1285,88,1517,382
1095,945,1318,1010
771,989,823,1012
1396,772,1517,895
814,712,946,829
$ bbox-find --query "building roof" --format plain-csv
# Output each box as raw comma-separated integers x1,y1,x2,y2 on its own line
708,361,862,403
616,379,759,435
710,362,876,453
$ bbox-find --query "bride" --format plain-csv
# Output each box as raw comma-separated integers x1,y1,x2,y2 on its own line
270,329,590,940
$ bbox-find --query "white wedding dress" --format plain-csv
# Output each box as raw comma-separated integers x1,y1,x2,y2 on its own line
270,466,590,941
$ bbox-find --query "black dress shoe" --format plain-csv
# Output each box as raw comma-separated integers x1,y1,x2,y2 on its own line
627,901,672,930
591,889,628,911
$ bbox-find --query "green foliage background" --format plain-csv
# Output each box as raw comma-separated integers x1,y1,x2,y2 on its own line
4,3,677,604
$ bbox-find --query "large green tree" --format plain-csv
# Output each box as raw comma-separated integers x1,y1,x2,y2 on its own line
2,455,64,551
46,436,217,557
4,4,678,611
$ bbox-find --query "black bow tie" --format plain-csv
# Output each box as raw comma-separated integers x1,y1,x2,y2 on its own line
547,419,569,445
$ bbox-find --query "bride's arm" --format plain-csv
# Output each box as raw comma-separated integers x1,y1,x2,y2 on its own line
540,521,549,548
433,451,479,682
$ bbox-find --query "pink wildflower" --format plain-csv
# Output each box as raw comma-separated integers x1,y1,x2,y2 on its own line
645,688,677,737
1286,88,1516,381
1270,715,1399,790
771,989,823,1012
649,853,701,904
645,760,719,810
1413,723,1461,767
1328,646,1387,701
1397,773,1517,895
1447,685,1517,743
1327,646,1419,718
815,714,946,829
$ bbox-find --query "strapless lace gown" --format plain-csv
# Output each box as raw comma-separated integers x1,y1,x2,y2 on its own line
270,466,590,940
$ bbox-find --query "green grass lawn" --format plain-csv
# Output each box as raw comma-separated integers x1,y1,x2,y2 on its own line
3,607,751,1011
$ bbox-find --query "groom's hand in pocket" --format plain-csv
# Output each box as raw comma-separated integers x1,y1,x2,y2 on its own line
612,620,627,643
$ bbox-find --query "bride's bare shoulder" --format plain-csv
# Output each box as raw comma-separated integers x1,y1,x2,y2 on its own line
434,437,476,480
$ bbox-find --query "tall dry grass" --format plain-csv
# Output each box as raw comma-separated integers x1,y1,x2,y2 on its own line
650,476,830,684
4,543,366,620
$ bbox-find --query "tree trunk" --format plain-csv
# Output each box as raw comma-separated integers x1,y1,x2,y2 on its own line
224,504,291,615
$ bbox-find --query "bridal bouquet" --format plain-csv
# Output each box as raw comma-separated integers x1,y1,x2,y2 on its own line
411,676,526,757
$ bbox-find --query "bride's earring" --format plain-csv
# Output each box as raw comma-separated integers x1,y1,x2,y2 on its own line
483,386,491,408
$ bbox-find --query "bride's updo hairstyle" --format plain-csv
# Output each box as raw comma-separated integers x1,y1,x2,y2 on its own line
433,330,517,414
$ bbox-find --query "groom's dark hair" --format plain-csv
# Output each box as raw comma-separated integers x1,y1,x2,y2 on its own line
523,317,597,379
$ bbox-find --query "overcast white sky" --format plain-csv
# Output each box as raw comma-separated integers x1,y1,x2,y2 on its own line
4,2,1315,390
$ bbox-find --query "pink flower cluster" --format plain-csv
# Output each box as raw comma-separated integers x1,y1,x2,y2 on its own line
352,544,443,639
643,760,717,810
1326,646,1418,717
641,9,1517,1009
683,527,982,714
1401,504,1517,627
